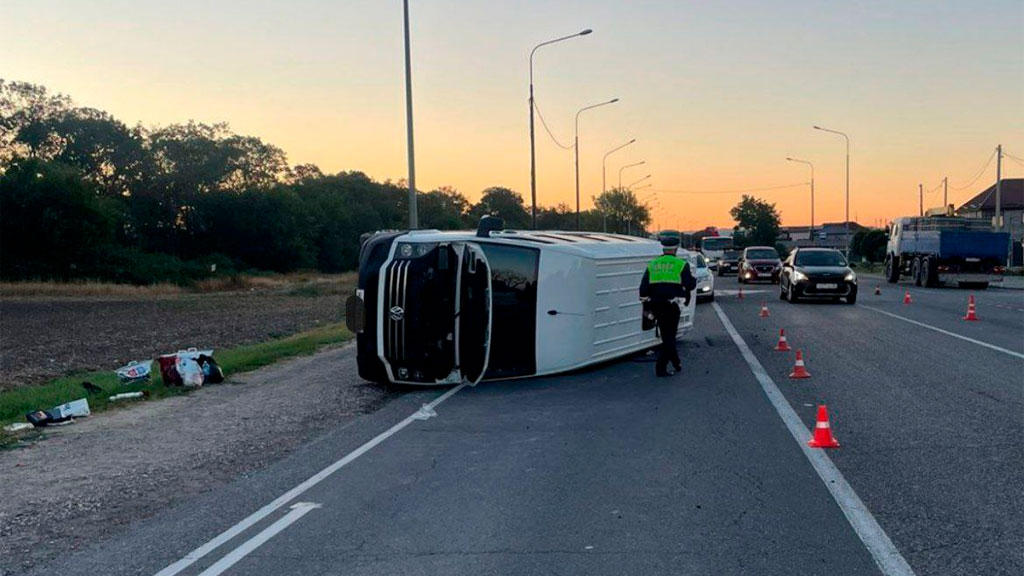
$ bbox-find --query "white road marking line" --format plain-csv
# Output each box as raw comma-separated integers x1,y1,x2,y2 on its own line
154,382,469,576
712,302,916,576
196,502,321,576
859,305,1024,361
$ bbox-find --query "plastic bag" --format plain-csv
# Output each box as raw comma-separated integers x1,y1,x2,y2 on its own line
158,348,215,387
196,354,224,384
176,356,204,387
115,360,153,384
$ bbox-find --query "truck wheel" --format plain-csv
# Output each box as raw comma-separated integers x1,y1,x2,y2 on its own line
885,256,900,283
912,258,922,287
921,258,935,287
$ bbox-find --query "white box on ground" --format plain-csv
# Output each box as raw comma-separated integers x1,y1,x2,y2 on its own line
53,398,91,419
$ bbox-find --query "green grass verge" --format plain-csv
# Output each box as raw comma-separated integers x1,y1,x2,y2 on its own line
0,323,352,436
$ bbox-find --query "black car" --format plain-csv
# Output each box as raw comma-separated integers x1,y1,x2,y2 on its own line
717,249,742,277
779,248,858,304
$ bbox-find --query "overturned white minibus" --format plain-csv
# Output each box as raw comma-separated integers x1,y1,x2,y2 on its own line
346,219,695,385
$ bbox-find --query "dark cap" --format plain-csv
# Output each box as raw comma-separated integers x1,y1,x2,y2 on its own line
660,236,680,248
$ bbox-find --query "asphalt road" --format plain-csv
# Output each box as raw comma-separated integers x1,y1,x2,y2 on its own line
28,280,1024,576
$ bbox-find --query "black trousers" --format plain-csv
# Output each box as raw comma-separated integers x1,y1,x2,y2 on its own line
650,300,681,374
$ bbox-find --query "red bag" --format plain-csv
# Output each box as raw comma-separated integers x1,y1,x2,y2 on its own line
158,354,183,386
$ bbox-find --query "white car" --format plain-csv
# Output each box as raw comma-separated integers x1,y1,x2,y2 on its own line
683,250,715,302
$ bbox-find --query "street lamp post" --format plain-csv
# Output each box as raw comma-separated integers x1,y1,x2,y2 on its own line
813,125,850,257
601,139,635,232
618,160,645,189
786,157,814,244
627,174,651,190
530,29,592,229
575,98,619,230
402,0,418,228
603,139,635,195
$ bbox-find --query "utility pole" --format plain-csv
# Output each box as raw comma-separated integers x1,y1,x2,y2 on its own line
402,0,418,229
919,183,923,217
995,144,1002,231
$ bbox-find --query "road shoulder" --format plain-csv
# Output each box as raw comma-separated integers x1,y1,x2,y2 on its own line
0,344,392,576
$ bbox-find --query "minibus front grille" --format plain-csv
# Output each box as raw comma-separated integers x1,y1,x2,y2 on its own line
383,260,410,363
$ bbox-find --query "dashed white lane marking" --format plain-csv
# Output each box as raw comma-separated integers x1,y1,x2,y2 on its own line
196,503,321,576
712,302,917,576
859,305,1024,361
154,383,468,576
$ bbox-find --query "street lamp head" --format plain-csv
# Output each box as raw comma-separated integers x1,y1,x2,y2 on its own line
812,125,822,130
609,98,620,103
786,157,794,161
579,29,593,36
629,138,636,144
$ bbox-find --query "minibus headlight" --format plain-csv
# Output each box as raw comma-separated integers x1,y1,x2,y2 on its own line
396,242,438,259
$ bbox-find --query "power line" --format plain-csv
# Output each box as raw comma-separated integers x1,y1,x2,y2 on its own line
532,99,574,150
1003,150,1024,168
648,182,809,195
923,180,943,198
950,149,997,191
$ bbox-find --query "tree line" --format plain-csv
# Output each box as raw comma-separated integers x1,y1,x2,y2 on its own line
0,80,651,284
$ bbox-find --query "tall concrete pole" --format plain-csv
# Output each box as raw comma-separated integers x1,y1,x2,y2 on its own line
995,144,1002,230
402,0,418,229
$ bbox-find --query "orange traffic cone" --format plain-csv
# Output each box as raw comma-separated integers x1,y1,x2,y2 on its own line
963,295,979,321
874,285,881,296
774,329,791,351
789,350,811,379
807,405,840,448
738,285,744,299
903,290,912,304
759,303,770,318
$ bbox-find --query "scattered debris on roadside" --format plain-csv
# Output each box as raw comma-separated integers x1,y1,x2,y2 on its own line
115,359,154,384
25,398,91,427
158,348,223,387
108,391,150,402
10,347,225,433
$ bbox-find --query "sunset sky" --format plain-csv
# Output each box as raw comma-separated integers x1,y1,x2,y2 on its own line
3,0,1022,229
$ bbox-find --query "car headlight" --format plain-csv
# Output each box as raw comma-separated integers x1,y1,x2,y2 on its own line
792,270,808,282
845,271,857,283
395,242,438,259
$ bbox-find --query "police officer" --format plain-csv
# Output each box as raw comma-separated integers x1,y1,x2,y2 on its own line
639,237,697,377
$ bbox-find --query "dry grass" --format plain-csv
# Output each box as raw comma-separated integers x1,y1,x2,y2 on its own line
0,281,183,298
1,272,358,298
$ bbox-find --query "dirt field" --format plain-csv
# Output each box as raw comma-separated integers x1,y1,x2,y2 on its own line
0,275,356,390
